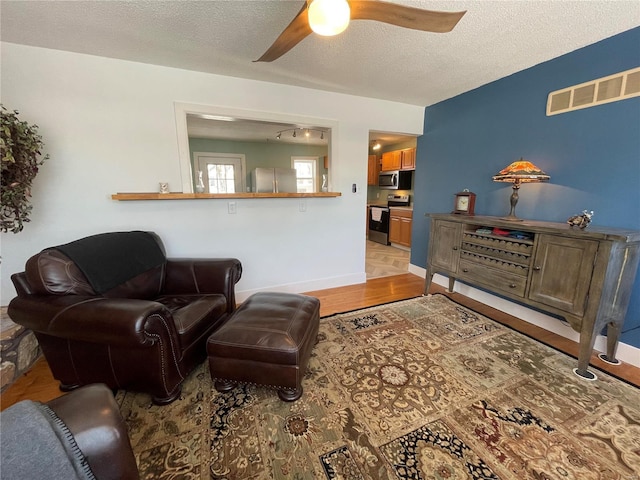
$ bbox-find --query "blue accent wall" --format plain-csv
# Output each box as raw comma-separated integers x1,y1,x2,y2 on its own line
412,27,640,347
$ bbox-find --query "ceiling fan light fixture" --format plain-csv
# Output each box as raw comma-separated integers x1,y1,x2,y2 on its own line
308,0,350,37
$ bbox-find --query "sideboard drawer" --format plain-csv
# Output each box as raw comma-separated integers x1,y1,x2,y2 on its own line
458,259,527,297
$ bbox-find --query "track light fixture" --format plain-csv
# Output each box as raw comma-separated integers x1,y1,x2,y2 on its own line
275,128,328,141
372,140,381,151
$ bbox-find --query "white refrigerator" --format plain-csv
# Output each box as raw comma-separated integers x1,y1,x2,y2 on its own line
251,168,298,193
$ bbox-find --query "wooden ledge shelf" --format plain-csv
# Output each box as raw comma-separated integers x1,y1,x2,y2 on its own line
112,192,342,201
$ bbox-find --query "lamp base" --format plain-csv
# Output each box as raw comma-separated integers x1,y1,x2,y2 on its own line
500,215,523,222
502,184,522,221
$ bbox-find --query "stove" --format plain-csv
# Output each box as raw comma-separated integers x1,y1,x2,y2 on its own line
387,194,410,208
368,195,411,245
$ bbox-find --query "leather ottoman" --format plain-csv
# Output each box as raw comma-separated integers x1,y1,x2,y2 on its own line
207,292,320,401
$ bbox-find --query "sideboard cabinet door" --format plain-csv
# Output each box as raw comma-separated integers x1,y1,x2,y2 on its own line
429,220,462,274
528,234,598,317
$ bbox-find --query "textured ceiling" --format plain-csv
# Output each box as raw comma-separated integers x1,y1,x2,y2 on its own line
2,1,639,107
2,1,638,146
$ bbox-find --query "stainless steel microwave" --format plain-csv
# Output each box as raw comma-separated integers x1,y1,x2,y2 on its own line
378,170,412,190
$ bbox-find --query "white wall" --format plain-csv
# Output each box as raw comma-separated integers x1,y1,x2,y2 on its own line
0,43,424,304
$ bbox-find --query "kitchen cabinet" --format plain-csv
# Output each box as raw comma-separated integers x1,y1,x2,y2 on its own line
367,155,379,186
389,208,413,247
381,148,416,171
381,151,402,171
424,214,640,380
400,148,416,170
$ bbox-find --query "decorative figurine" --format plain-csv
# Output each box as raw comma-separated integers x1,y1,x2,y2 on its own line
567,210,593,229
195,171,205,193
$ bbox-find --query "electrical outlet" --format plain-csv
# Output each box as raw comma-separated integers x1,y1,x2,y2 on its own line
299,200,306,212
228,201,237,214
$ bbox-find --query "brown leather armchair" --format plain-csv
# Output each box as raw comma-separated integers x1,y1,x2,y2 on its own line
1,383,139,480
8,231,242,405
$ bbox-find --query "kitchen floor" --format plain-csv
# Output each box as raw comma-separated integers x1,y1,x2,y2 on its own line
365,240,410,279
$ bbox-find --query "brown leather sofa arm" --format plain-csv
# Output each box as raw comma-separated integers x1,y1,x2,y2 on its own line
163,258,242,313
47,384,140,480
8,296,179,347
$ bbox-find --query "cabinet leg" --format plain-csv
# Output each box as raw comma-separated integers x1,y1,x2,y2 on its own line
424,270,434,295
598,321,621,365
447,276,455,293
573,328,598,381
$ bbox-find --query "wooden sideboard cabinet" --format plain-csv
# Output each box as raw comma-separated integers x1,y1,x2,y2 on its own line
424,214,640,380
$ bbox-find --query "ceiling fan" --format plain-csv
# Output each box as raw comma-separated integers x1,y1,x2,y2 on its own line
256,0,466,62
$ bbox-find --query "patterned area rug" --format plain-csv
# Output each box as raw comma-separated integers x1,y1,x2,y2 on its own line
116,294,640,479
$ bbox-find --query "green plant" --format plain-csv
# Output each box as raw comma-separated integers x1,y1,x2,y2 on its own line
1,105,49,233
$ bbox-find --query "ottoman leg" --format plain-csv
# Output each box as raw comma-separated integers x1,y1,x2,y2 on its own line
278,386,303,402
214,379,236,393
152,387,181,406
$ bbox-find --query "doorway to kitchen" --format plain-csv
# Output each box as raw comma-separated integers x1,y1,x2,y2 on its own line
365,241,410,279
366,130,417,279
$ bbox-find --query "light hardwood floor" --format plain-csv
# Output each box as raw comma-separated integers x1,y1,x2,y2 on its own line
2,273,637,411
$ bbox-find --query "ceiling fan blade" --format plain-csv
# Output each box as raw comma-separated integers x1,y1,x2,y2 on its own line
350,0,466,33
255,3,312,62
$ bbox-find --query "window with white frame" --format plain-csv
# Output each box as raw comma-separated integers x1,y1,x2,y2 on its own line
292,157,318,193
194,153,245,193
207,164,236,193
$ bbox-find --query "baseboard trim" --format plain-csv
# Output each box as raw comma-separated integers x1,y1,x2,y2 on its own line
235,272,367,303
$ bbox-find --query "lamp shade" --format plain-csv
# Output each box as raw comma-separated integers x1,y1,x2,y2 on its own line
492,159,550,184
308,0,351,36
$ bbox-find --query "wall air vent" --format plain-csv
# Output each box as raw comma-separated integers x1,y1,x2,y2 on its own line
546,66,640,116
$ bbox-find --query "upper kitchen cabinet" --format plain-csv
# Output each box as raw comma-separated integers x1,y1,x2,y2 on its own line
381,150,402,171
400,148,416,170
381,148,415,171
367,155,379,185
